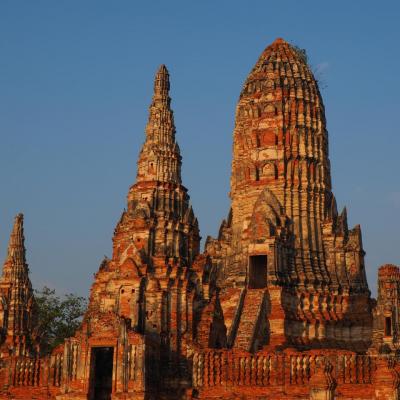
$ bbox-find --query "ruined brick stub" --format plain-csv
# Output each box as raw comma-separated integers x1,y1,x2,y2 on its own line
371,264,400,354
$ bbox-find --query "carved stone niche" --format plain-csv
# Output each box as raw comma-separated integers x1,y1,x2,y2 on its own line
262,162,277,179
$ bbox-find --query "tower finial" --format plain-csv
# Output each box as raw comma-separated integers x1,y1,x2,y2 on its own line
153,64,170,99
135,65,182,184
273,37,287,45
6,213,25,266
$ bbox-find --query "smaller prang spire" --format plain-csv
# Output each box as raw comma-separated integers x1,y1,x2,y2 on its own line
136,64,182,184
0,214,36,357
5,213,26,269
153,64,170,102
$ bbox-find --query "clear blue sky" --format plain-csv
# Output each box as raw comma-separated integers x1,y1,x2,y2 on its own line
0,1,399,296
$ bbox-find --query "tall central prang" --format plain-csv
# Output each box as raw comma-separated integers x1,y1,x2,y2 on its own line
206,38,371,351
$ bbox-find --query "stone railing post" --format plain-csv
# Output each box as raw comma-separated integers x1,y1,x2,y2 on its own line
309,359,336,400
374,357,400,400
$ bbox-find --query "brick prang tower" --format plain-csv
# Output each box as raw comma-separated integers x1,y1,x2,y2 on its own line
0,214,37,358
206,38,371,351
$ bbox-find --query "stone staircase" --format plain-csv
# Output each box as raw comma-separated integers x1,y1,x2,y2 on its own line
219,288,245,346
233,289,267,351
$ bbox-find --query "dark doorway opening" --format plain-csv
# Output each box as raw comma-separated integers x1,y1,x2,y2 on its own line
385,317,392,336
248,255,267,289
90,347,114,400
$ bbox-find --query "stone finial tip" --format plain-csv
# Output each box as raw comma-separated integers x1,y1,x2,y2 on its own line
273,38,287,45
13,213,24,226
153,64,170,95
157,64,169,74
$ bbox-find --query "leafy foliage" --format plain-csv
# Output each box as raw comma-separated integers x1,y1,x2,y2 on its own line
292,45,309,65
35,286,87,354
292,43,327,89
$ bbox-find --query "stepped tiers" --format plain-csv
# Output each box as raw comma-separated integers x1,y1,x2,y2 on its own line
205,37,371,352
0,39,399,400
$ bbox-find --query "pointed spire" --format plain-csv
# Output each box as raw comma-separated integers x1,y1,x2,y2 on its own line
0,213,36,357
1,212,30,293
136,64,182,184
145,64,176,143
122,65,199,265
153,64,170,100
5,213,26,267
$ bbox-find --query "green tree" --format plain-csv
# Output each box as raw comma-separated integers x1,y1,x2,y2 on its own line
35,286,87,354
